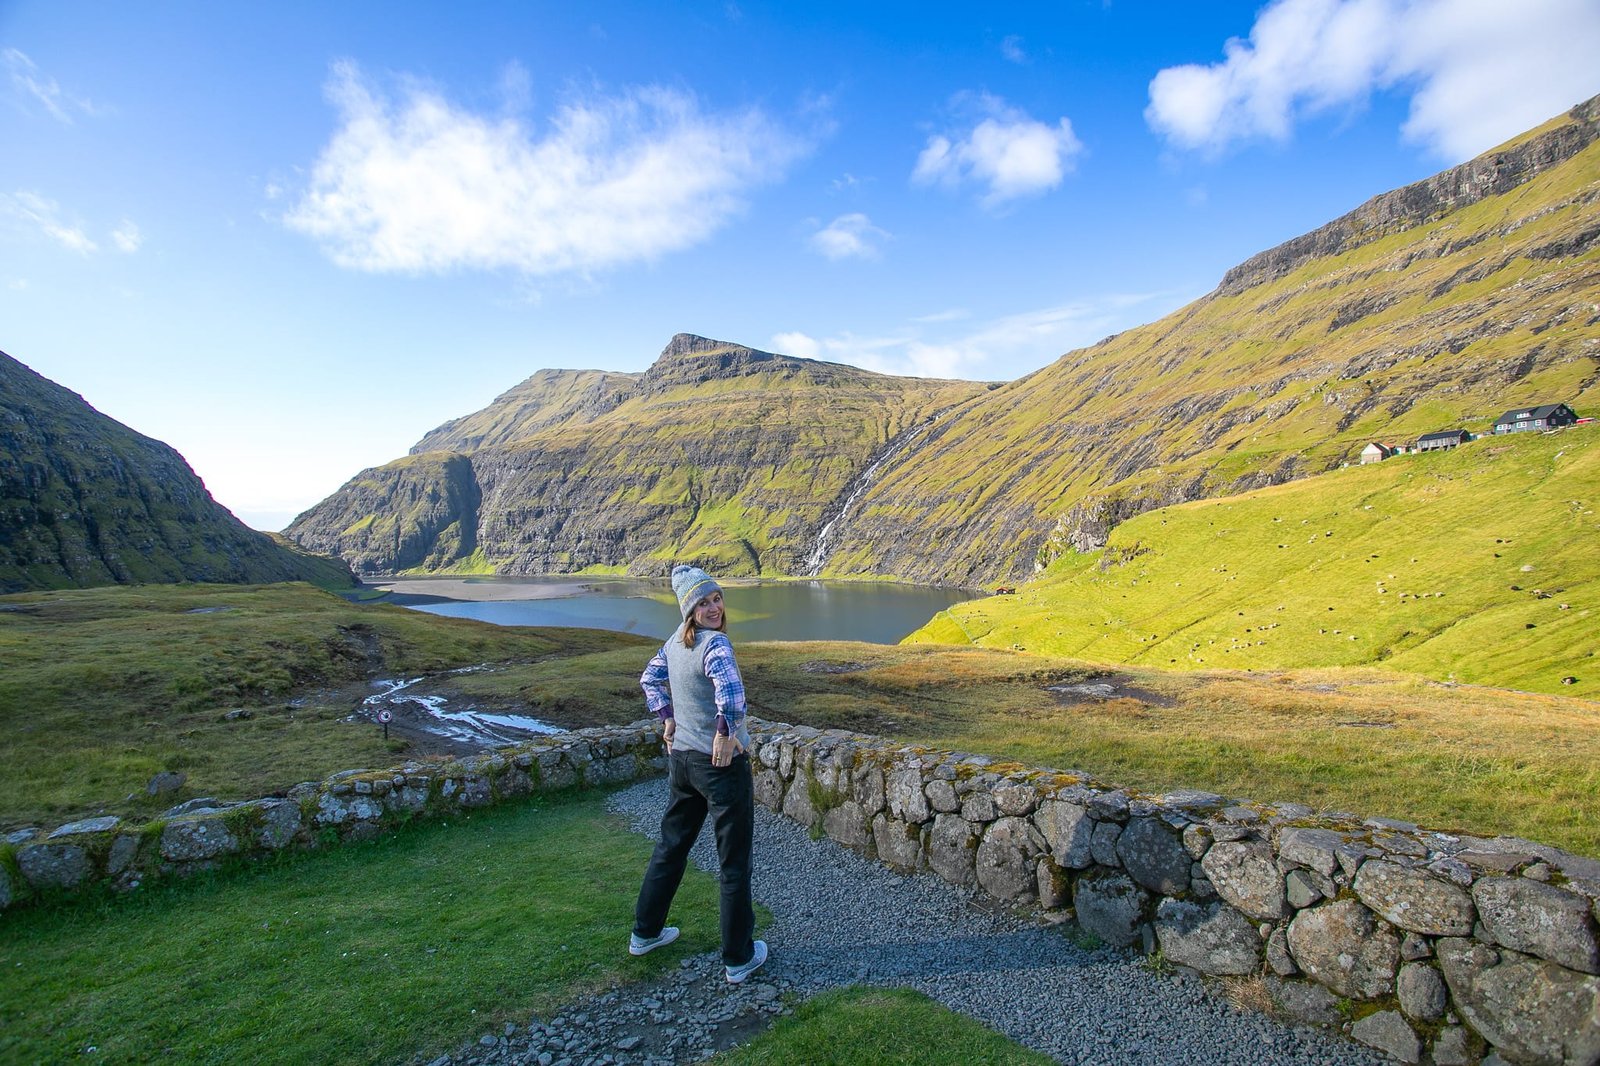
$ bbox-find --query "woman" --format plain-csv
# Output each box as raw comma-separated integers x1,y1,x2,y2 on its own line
629,564,768,984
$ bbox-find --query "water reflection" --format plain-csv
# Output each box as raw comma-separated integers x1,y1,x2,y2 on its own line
388,577,976,645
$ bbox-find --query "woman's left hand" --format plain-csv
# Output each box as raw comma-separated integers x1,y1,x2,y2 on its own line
711,732,745,768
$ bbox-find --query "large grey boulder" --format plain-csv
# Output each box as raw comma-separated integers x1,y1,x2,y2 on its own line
822,800,870,850
251,799,302,850
1265,977,1342,1026
1438,937,1600,1066
1033,799,1094,869
1278,827,1352,878
16,843,91,890
160,815,240,862
781,775,819,828
316,792,383,826
1116,816,1190,896
1286,899,1401,998
1473,876,1600,975
753,768,785,810
871,815,922,871
1153,899,1262,975
927,813,978,887
1201,838,1287,921
535,749,579,791
975,816,1044,900
854,764,885,817
1074,869,1149,948
992,781,1039,817
1090,820,1122,867
146,770,186,796
925,778,959,813
886,767,929,823
48,816,122,839
1397,962,1447,1021
1354,859,1475,935
1350,1010,1421,1064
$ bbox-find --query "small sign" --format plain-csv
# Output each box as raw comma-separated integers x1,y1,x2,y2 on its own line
377,710,392,723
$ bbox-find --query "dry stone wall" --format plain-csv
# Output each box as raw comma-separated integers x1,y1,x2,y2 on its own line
6,716,1600,1064
745,720,1600,1066
0,722,664,912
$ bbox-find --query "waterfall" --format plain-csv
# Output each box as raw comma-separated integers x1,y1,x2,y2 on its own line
804,412,946,576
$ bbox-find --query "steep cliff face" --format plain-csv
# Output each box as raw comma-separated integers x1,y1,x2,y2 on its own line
284,452,481,575
0,351,352,593
287,337,984,576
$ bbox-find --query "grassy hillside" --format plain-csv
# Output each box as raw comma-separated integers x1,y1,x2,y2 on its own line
910,426,1600,697
0,582,646,826
829,97,1600,584
0,350,354,593
287,99,1600,590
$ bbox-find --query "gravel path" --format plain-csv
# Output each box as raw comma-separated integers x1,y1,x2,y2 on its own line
425,779,1387,1065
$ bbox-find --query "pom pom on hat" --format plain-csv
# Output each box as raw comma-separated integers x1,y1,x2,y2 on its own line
671,564,722,620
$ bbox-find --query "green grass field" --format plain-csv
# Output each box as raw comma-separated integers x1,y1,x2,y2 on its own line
0,582,649,826
717,987,1054,1065
910,427,1600,698
0,789,720,1064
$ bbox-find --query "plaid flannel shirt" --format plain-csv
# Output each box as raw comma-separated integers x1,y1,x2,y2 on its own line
640,631,746,735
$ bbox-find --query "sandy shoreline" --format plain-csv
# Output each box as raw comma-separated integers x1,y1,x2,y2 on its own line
363,578,594,603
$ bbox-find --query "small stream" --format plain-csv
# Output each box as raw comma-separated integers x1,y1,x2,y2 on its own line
355,673,562,748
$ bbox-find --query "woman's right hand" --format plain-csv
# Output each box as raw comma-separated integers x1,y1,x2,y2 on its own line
662,718,676,754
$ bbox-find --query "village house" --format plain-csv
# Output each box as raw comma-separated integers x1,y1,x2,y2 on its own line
1359,442,1395,464
1418,429,1470,451
1493,402,1578,434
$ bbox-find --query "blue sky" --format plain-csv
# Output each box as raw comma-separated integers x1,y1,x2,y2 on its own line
4,1,1599,530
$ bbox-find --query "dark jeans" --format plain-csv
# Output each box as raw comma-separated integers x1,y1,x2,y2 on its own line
633,748,755,967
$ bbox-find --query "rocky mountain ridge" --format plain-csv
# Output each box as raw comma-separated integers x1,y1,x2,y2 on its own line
287,339,985,576
0,351,352,593
289,95,1600,586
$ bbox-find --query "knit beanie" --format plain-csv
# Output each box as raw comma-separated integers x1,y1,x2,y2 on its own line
671,564,722,620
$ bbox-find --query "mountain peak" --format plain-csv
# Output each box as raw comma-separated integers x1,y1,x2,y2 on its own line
643,333,792,390
658,333,750,360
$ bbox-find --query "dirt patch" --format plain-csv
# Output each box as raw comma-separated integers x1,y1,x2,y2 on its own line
799,660,868,674
1046,674,1177,708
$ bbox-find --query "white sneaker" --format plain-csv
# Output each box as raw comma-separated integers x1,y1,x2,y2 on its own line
629,926,679,956
725,940,768,984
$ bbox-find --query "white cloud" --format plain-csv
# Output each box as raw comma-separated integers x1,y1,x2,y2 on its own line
771,290,1183,381
111,219,142,253
285,61,811,275
1001,36,1028,65
1146,0,1600,161
808,213,889,260
913,94,1083,208
4,48,97,124
771,331,822,359
1,191,98,253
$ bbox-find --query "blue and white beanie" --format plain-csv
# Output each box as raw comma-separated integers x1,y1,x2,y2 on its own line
671,564,722,620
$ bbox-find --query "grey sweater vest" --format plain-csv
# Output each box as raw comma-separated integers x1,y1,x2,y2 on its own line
664,625,750,757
